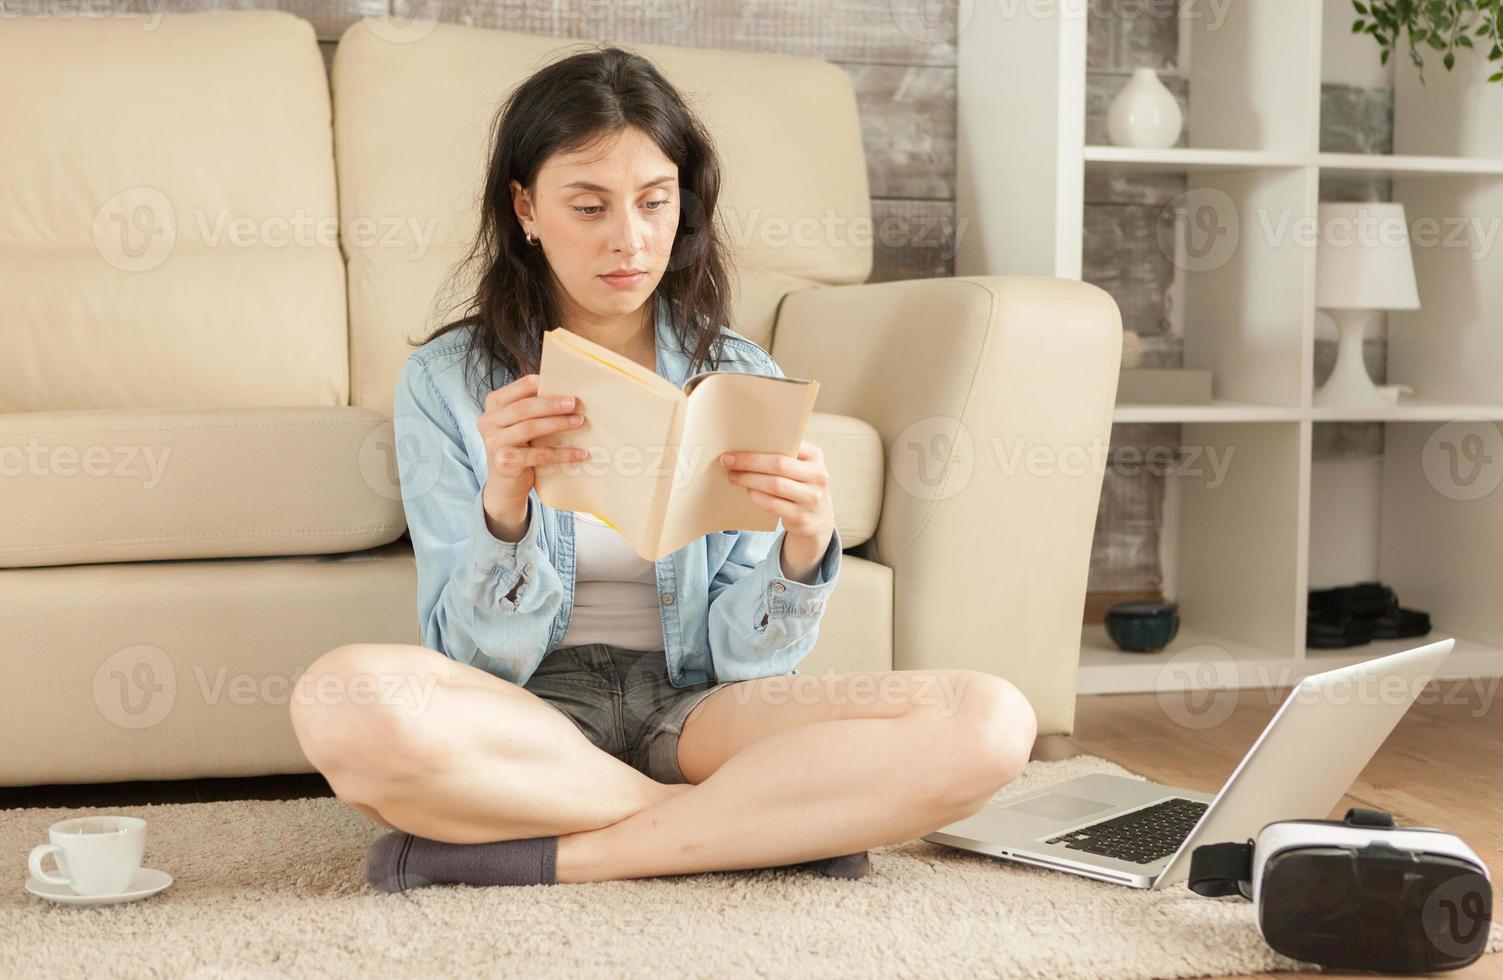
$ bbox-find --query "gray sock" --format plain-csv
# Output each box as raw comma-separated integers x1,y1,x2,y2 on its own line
796,850,870,879
364,831,558,893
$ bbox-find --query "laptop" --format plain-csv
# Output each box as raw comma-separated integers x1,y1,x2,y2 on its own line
922,637,1455,889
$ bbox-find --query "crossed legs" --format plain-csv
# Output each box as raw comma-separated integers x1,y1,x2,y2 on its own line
289,644,1037,883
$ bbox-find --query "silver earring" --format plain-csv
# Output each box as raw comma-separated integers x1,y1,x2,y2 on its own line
526,230,539,246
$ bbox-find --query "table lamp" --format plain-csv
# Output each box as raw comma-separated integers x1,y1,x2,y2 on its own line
1314,202,1421,407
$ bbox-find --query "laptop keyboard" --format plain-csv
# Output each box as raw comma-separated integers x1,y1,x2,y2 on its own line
1044,797,1209,865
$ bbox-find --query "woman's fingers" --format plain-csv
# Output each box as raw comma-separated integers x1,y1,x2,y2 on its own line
504,410,584,445
483,372,539,413
725,470,818,506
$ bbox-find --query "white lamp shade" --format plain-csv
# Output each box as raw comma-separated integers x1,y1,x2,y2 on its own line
1315,202,1420,310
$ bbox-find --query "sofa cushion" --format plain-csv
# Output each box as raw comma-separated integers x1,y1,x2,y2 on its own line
803,413,883,549
330,21,871,414
0,408,406,569
0,11,347,412
0,540,891,784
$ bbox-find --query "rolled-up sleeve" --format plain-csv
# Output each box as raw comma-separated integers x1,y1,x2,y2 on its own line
705,514,843,683
393,355,563,684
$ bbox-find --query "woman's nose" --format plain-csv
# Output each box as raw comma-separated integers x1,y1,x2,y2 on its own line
608,206,649,255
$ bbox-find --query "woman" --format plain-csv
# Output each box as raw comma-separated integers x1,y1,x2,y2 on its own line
289,45,1037,891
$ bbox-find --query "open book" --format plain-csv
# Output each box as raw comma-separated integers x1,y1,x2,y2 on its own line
531,326,820,561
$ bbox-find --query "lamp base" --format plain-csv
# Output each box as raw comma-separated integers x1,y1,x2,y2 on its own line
1314,309,1391,408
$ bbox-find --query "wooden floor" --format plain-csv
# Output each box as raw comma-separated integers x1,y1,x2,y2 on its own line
5,680,1500,979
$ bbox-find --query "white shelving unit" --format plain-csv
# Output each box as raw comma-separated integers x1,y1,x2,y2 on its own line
957,0,1503,694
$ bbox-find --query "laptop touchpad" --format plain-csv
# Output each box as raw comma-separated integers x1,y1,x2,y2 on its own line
1002,793,1115,822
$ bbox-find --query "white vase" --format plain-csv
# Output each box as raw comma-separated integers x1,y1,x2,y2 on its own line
1107,67,1183,149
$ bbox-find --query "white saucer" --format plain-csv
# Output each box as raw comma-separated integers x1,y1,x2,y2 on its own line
25,867,173,905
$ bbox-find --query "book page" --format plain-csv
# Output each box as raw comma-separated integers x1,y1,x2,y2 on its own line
655,372,820,557
532,329,683,560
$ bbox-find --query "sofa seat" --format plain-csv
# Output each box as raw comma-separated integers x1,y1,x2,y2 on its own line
0,538,892,785
0,407,407,568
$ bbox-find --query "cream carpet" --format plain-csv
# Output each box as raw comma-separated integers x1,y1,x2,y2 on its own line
5,754,1499,979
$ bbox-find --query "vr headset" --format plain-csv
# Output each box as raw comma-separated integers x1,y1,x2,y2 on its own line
1189,807,1493,973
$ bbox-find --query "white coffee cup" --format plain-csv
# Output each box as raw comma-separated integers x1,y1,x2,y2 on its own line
28,816,147,896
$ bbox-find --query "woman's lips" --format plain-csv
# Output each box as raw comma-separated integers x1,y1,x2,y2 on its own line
599,271,647,289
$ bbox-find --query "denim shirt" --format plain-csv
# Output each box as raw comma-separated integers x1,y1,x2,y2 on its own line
392,294,842,689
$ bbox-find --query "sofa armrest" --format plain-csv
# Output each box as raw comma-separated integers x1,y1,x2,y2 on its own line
769,276,1122,735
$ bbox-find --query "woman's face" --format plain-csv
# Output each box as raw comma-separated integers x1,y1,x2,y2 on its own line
512,126,680,324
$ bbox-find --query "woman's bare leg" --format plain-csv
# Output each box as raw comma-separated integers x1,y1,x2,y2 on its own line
292,646,1035,881
289,643,689,844
553,668,1037,882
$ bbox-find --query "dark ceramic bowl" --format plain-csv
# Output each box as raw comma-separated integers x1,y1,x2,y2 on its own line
1104,601,1180,653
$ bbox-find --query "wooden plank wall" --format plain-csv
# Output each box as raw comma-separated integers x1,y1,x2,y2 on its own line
153,0,964,284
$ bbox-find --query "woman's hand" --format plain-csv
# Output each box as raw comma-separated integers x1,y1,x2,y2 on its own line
719,440,835,584
476,373,588,541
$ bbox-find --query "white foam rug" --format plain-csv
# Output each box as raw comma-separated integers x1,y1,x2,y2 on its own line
4,754,1499,979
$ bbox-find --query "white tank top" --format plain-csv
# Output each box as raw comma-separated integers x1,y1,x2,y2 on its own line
558,510,665,651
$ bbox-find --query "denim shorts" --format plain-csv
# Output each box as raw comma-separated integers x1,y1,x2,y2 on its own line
521,643,733,784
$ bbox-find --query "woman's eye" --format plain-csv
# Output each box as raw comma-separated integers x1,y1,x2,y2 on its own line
572,205,602,216
642,199,672,210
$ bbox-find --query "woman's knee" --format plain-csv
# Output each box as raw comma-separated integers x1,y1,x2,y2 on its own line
289,642,454,780
915,670,1037,810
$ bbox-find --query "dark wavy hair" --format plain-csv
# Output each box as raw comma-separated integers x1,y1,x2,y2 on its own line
415,44,735,391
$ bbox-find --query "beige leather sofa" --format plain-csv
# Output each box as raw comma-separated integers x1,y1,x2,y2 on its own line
0,11,1121,787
